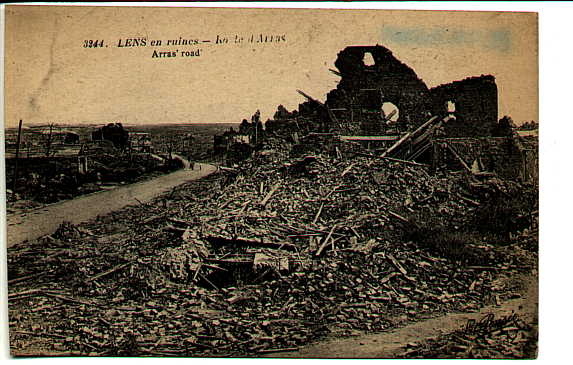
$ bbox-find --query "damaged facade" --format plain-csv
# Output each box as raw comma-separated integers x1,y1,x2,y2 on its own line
326,45,432,134
323,45,499,137
429,75,498,137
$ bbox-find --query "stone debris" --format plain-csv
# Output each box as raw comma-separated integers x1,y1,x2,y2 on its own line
398,313,537,359
7,139,538,357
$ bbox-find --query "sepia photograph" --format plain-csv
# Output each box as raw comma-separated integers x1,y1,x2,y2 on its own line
3,3,540,359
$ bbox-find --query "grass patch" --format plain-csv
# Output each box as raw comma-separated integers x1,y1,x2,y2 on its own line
410,227,488,265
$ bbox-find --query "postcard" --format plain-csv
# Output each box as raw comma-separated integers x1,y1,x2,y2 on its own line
4,4,538,359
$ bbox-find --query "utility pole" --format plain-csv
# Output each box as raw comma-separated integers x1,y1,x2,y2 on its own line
12,119,23,193
45,123,53,157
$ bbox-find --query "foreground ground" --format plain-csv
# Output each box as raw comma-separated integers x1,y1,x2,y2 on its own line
272,272,537,358
7,143,538,358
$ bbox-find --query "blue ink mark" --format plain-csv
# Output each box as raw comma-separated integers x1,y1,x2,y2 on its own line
381,26,511,53
487,29,511,52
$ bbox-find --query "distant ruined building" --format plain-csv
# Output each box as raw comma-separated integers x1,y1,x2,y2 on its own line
92,123,130,149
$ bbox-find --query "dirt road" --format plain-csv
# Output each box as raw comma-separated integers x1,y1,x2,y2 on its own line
5,163,217,247
267,274,538,358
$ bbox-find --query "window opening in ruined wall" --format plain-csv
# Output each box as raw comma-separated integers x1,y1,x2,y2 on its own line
446,100,456,114
381,102,400,124
363,52,375,66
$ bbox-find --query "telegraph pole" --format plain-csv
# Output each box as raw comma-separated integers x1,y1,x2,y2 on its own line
45,123,53,157
12,119,23,193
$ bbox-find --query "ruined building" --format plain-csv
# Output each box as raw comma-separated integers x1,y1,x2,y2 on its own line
92,123,130,149
430,75,498,137
297,45,499,137
325,45,432,134
282,45,533,183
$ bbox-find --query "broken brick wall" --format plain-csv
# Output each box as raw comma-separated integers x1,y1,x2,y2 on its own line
444,137,524,180
326,45,432,134
482,138,525,180
515,136,538,186
430,76,498,138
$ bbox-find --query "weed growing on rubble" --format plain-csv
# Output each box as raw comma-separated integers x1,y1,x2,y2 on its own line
472,189,537,242
122,264,156,300
108,332,140,356
406,222,488,266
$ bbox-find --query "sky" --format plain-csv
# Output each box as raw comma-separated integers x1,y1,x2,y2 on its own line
4,5,538,128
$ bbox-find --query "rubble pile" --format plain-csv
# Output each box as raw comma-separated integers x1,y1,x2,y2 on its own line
8,140,537,356
398,313,537,359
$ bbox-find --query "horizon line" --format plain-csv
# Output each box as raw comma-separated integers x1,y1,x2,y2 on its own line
4,121,242,128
